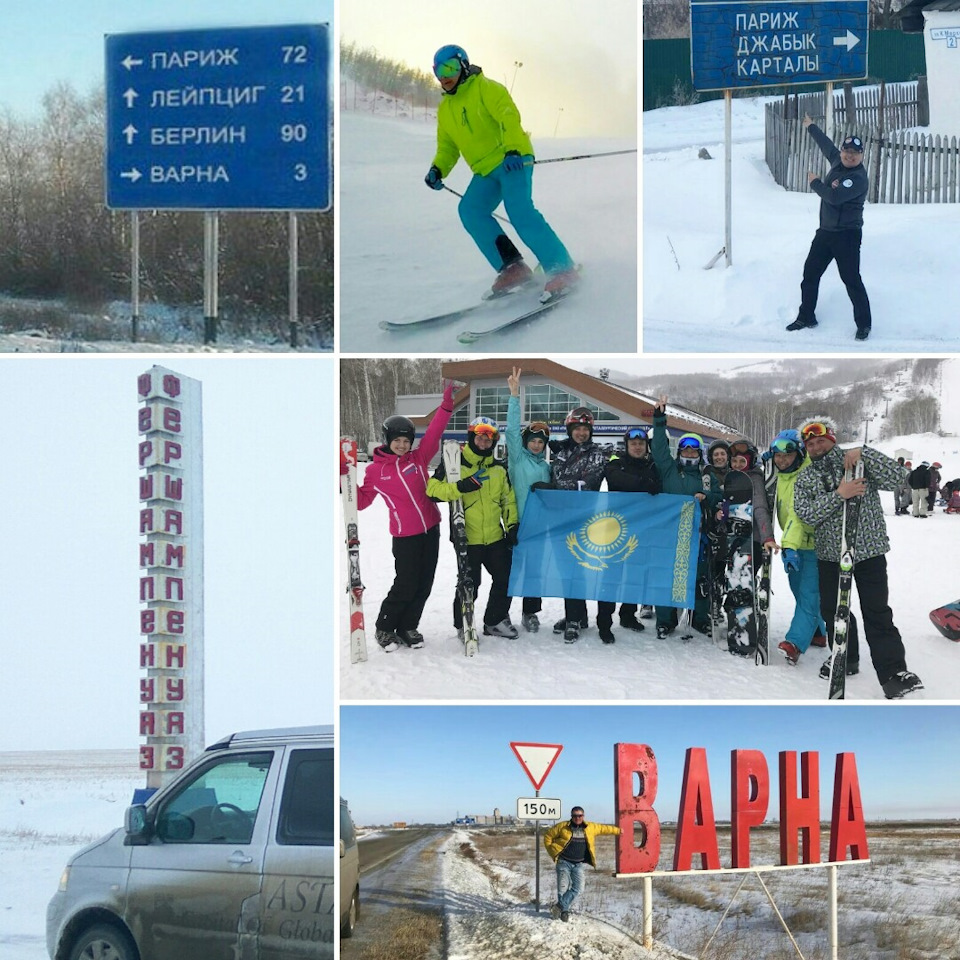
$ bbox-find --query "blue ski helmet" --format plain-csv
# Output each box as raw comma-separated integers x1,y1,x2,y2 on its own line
433,44,469,80
769,429,805,464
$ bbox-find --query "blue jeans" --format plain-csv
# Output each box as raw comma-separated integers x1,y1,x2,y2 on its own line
785,548,826,653
458,158,573,274
556,859,585,911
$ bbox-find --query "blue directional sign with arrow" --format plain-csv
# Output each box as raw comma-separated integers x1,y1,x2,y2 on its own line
690,0,869,91
105,23,330,210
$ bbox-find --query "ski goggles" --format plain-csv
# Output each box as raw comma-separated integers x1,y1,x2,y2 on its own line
800,421,836,442
470,421,499,439
626,428,649,440
770,437,801,454
526,421,550,438
841,135,864,152
434,58,462,79
677,436,702,450
729,441,753,457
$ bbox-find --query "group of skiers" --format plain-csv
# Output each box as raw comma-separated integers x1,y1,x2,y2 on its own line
894,458,959,517
350,379,923,699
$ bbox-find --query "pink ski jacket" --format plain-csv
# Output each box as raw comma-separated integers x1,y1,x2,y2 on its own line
358,396,454,538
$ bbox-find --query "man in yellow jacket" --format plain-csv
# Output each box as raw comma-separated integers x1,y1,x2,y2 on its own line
426,416,519,639
543,806,620,921
424,44,578,300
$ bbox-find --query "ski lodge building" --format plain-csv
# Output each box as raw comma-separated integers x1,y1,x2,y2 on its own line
395,359,741,456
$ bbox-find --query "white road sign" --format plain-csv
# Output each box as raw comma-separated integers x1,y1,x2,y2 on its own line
517,797,562,820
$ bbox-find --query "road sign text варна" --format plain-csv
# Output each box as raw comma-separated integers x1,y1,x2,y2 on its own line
690,0,869,92
105,23,330,210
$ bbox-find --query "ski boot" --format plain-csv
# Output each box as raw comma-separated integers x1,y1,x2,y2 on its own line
483,619,519,639
376,629,401,653
543,266,580,300
598,623,615,644
521,613,540,633
563,622,580,643
486,259,534,298
778,640,800,665
397,629,424,649
553,617,588,634
820,657,859,679
619,614,645,632
881,671,924,699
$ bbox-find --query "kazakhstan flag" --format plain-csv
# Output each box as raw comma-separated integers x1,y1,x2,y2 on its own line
508,490,701,608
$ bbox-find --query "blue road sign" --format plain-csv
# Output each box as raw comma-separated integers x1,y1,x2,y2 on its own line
106,24,330,210
690,0,869,92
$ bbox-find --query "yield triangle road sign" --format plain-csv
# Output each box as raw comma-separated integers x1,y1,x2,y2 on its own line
510,741,563,790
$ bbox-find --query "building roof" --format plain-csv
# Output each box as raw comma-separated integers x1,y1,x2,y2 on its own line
899,0,960,32
407,359,741,440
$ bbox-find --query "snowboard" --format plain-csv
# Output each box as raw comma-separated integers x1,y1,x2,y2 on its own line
442,440,479,657
701,472,727,648
929,601,960,641
722,471,756,657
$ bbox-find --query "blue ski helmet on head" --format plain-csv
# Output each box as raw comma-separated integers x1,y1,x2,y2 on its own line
433,44,469,80
769,429,804,458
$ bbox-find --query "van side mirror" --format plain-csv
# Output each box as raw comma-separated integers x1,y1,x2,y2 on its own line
124,804,153,845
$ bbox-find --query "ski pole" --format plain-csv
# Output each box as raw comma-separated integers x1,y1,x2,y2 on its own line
442,185,513,226
530,148,638,166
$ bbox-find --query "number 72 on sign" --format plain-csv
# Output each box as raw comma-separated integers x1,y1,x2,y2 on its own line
517,797,562,820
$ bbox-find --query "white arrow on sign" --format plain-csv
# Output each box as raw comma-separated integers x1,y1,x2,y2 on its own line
120,168,143,183
123,124,138,145
123,88,139,108
510,741,563,791
121,55,144,71
833,30,861,51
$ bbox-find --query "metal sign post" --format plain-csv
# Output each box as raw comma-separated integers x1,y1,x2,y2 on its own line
690,0,869,267
511,742,563,913
203,212,219,344
131,211,141,341
289,211,299,348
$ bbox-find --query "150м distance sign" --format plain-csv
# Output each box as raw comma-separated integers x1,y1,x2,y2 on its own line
105,24,330,210
690,0,869,91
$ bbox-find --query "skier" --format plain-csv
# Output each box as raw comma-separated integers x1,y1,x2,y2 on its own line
427,416,520,639
651,396,713,639
908,460,931,518
766,430,829,665
355,381,456,652
703,440,732,490
894,458,912,515
793,417,923,698
603,427,662,635
927,462,942,513
423,44,579,300
504,367,552,632
786,115,871,341
542,407,608,643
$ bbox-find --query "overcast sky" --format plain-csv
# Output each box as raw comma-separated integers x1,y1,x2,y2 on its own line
0,356,334,752
340,0,637,140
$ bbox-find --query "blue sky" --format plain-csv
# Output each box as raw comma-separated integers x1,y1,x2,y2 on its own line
340,704,960,825
1,0,333,118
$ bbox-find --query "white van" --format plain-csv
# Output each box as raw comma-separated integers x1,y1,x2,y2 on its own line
339,797,359,939
46,725,333,960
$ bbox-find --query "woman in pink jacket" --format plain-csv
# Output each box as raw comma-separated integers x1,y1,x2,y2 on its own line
358,380,456,652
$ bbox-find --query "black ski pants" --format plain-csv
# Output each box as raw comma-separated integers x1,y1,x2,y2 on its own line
818,554,907,685
452,538,512,629
797,228,871,331
376,525,440,634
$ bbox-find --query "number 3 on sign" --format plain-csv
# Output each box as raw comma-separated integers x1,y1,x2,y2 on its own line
294,164,308,181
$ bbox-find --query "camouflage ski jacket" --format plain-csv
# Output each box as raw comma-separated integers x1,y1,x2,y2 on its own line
793,445,907,563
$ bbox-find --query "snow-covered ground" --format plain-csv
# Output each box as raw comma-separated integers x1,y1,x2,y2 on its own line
339,361,960,702
339,110,637,352
643,94,960,352
348,823,960,960
0,751,141,960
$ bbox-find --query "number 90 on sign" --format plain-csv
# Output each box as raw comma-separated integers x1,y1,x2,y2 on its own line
516,797,562,820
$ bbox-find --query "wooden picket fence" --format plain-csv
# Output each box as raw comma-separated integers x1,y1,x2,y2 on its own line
765,83,960,204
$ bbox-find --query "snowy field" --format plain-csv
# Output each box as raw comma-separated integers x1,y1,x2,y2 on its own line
347,824,960,960
339,428,960,703
339,110,638,352
642,95,960,352
0,751,141,960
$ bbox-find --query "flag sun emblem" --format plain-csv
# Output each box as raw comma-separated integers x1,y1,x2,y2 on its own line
566,510,638,570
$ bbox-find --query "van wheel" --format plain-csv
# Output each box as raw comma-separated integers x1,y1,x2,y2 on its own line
69,923,139,960
341,887,359,939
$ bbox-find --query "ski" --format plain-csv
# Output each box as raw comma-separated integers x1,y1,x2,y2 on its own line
379,286,539,332
828,459,864,700
930,601,960,641
722,471,757,658
755,548,772,665
456,290,572,344
340,437,368,663
442,440,479,657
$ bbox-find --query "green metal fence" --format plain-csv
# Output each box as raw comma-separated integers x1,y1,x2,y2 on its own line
643,32,927,111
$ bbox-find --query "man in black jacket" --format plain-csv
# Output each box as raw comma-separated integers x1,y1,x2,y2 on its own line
787,115,871,341
908,461,931,518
